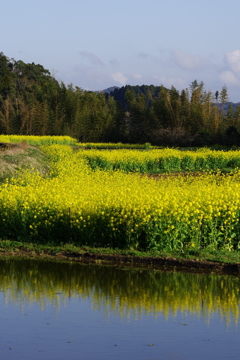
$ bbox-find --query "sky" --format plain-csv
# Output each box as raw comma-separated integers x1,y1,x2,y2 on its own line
1,0,240,101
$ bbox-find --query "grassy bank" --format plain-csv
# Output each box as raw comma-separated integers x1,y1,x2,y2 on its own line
0,143,50,183
0,240,239,275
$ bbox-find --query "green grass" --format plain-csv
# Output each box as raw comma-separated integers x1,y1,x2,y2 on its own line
0,240,239,265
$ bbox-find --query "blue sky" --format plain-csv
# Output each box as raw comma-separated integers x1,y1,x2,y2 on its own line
2,0,240,101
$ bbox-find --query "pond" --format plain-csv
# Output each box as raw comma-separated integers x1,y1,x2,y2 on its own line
0,258,240,359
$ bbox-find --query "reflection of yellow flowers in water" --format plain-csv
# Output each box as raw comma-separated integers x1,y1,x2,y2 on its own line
0,260,239,326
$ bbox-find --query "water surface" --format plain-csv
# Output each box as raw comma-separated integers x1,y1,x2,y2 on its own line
0,259,240,359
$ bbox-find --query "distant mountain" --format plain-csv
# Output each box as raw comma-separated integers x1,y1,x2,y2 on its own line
105,84,164,110
94,86,119,96
223,102,240,111
98,85,240,112
101,86,120,94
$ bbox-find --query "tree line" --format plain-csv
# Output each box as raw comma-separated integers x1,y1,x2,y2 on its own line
1,52,240,146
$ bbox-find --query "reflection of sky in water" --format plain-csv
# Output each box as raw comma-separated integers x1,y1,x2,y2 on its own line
1,294,240,360
0,259,240,359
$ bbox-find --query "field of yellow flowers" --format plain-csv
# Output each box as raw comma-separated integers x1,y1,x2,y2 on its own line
0,135,77,146
78,148,240,172
0,139,240,252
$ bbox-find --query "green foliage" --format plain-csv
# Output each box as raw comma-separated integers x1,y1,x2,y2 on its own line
144,142,151,150
0,52,240,147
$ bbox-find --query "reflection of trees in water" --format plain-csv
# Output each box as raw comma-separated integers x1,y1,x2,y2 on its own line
0,259,239,324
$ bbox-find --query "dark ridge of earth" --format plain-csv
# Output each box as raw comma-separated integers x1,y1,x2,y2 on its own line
0,249,239,277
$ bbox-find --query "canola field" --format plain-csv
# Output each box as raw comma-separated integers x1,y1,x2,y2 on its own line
1,139,240,251
0,135,77,146
79,148,240,172
77,142,153,149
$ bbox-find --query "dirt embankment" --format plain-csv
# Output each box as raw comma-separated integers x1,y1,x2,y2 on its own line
1,248,239,276
0,142,50,180
55,252,240,275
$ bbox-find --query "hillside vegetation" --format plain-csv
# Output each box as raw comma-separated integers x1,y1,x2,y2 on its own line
1,52,240,146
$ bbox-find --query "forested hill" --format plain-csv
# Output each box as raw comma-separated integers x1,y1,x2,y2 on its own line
107,85,240,112
106,85,164,110
1,51,240,146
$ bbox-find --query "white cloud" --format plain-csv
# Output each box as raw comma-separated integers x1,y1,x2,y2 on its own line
111,72,128,85
131,73,142,80
172,49,206,71
218,50,240,88
219,70,240,85
224,50,240,74
79,51,104,66
109,58,119,66
72,65,114,90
